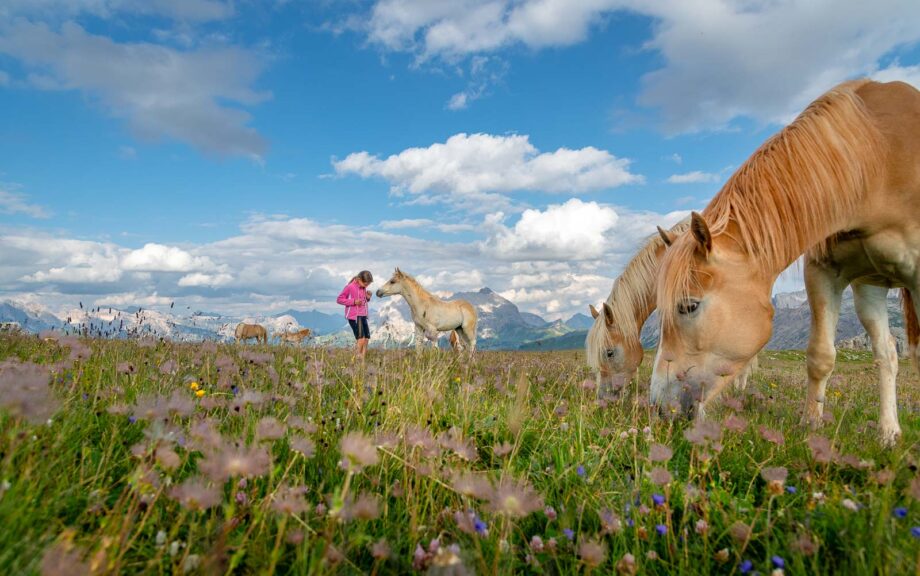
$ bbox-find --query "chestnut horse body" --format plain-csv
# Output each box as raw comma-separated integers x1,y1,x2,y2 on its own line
235,322,268,345
652,80,920,443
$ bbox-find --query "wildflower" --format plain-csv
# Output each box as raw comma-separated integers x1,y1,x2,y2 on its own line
655,524,667,536
695,519,709,535
652,493,665,507
807,435,835,463
452,473,492,500
256,417,286,441
170,478,221,511
600,508,623,534
907,477,920,501
339,432,379,472
872,469,895,485
563,528,575,541
40,541,91,576
488,477,544,518
155,446,182,470
723,414,748,432
530,535,544,553
371,539,391,560
893,507,908,519
576,465,586,478
343,492,380,521
790,532,817,556
714,548,730,563
729,521,752,543
271,485,309,516
772,555,785,568
578,539,607,568
493,441,513,457
761,466,788,496
324,544,344,566
739,559,753,574
189,381,199,391
198,445,271,482
290,437,315,458
195,389,205,398
648,443,673,462
684,420,721,446
649,467,673,486
616,552,637,575
911,527,920,539
647,550,659,560
841,498,860,512
544,506,557,521
758,426,785,445
0,360,59,424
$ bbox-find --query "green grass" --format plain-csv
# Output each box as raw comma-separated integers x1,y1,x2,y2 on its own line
0,334,918,575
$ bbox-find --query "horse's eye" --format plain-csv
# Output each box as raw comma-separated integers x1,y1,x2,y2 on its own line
677,299,700,315
606,349,616,359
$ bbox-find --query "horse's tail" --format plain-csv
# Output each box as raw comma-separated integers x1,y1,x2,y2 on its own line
902,288,919,374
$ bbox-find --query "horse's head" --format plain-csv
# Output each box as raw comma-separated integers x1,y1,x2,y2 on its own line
585,302,643,394
651,212,773,416
376,268,406,298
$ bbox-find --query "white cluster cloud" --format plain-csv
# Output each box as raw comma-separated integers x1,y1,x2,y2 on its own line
0,201,698,319
482,198,618,261
666,171,720,185
334,133,642,209
362,0,920,131
0,13,268,157
0,185,49,218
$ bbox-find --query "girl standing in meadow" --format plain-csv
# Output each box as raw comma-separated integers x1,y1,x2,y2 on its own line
337,270,373,359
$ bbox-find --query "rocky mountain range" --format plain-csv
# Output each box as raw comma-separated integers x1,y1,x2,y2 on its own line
0,287,909,354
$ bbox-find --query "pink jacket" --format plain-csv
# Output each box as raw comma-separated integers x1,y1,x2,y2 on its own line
337,280,371,320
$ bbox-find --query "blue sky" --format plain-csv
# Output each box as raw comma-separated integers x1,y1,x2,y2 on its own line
1,0,919,319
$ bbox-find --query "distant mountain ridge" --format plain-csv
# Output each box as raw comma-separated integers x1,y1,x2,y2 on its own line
1,288,906,353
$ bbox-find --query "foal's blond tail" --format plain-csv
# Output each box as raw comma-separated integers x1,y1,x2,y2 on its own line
902,288,920,375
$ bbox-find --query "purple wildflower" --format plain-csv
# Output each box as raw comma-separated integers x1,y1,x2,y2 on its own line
656,524,667,536
474,518,488,536
786,486,797,494
563,528,575,541
911,527,920,538
128,416,136,424
772,555,785,568
893,507,907,519
576,465,586,478
652,493,665,507
739,559,753,574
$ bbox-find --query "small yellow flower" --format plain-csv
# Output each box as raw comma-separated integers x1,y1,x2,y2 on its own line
189,381,200,391
195,389,205,398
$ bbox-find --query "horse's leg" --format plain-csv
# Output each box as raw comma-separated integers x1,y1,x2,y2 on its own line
462,312,477,354
414,325,424,352
804,260,846,427
852,283,900,444
449,330,461,352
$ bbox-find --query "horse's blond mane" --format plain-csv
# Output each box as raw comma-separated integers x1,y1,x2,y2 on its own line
660,80,887,329
586,218,691,372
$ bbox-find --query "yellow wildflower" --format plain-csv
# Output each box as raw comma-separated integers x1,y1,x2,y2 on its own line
196,389,205,398
189,381,200,391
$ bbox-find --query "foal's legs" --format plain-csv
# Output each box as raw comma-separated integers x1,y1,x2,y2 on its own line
852,283,901,444
804,261,847,425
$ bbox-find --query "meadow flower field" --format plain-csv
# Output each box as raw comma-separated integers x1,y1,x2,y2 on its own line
1,333,919,575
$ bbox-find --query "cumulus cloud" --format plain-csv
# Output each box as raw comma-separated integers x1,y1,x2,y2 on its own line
361,0,920,132
0,185,49,218
122,243,214,272
666,170,720,184
333,133,642,210
481,198,619,261
1,202,692,320
0,21,270,157
0,0,233,23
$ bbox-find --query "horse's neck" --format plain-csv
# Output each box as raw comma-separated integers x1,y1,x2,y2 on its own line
401,281,431,318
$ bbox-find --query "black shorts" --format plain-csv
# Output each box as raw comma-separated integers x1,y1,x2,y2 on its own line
348,316,370,340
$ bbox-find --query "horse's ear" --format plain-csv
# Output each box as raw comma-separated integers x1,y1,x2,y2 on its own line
690,211,712,255
602,302,615,327
589,304,600,319
657,225,674,247
395,267,402,277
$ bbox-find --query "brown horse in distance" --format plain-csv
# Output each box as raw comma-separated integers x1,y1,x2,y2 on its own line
278,328,313,345
235,323,268,344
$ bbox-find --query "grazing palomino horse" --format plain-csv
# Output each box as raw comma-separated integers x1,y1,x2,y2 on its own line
375,268,477,352
651,79,920,444
235,322,267,345
277,328,312,345
586,217,757,399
